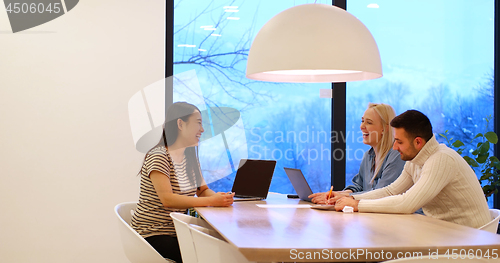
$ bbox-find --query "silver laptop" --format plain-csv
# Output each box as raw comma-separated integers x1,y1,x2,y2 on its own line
231,159,276,201
284,168,314,202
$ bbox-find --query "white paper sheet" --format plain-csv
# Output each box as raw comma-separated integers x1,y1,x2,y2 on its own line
256,204,312,208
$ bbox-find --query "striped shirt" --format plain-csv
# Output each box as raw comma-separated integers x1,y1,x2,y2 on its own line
131,145,200,238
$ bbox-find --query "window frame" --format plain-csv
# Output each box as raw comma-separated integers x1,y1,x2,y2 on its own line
166,0,499,208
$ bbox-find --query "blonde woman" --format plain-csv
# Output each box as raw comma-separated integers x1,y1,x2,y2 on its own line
309,103,405,203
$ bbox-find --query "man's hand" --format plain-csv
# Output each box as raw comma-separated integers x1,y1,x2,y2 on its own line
329,196,359,212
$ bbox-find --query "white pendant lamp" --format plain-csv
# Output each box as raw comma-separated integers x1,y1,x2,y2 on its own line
246,4,382,83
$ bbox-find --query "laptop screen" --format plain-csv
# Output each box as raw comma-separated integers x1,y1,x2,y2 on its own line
284,168,313,202
231,159,276,198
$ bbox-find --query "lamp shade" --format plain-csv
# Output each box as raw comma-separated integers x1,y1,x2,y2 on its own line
246,4,382,83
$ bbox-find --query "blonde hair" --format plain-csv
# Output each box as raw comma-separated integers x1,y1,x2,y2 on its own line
367,103,396,184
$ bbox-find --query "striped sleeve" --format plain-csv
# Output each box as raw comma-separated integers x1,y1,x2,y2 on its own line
131,146,198,238
144,148,171,178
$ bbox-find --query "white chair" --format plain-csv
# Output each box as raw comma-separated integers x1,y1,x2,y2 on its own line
170,212,214,263
114,202,174,263
188,224,255,263
479,209,500,234
383,254,495,262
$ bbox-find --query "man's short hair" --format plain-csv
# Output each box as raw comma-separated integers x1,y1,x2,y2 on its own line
390,110,433,142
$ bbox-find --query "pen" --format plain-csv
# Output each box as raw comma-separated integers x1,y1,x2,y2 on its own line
326,186,333,200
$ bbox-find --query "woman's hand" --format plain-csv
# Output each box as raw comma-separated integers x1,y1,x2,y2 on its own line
324,191,351,205
308,192,328,204
309,191,351,204
210,192,235,207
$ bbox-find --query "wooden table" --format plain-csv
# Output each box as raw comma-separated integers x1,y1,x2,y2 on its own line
195,194,500,262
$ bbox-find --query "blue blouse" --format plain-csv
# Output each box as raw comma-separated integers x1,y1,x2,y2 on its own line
344,148,405,194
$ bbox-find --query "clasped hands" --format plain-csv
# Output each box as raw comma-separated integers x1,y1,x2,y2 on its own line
211,192,235,207
308,191,359,212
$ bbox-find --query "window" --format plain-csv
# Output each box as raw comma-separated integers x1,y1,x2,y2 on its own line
173,0,333,194
172,0,496,205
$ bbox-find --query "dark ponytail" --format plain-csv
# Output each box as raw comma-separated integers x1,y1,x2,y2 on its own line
152,102,203,188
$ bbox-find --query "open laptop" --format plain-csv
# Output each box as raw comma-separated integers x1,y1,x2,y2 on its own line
231,159,276,201
284,168,314,202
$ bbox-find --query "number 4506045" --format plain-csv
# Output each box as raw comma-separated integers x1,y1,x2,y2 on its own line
6,3,62,14
443,248,498,259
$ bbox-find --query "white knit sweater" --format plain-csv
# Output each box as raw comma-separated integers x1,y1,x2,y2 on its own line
354,135,491,229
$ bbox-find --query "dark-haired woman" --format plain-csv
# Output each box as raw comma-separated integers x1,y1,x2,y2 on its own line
131,102,234,262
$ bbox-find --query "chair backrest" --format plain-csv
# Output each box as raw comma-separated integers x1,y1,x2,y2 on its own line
114,202,169,263
479,209,500,234
188,224,255,263
170,212,214,263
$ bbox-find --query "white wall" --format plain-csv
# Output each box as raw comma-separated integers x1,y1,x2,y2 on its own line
0,1,164,262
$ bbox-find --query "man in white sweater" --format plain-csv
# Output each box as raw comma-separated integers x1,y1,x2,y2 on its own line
331,110,491,229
